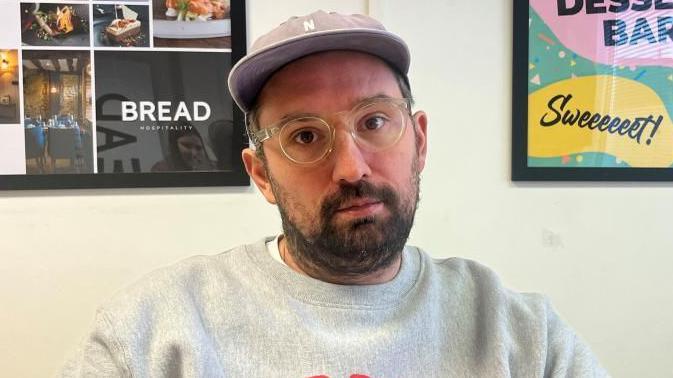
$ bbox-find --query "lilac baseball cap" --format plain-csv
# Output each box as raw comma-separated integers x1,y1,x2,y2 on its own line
227,10,410,113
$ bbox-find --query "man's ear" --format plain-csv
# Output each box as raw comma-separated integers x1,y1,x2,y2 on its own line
412,111,428,171
242,148,277,204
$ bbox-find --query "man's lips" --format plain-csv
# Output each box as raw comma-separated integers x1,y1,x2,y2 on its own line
334,199,384,217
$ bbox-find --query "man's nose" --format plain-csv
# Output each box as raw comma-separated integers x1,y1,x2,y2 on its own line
330,129,372,184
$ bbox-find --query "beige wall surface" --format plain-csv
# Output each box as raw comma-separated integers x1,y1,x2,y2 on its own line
1,1,671,377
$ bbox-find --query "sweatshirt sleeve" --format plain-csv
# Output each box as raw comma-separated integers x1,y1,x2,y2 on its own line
542,298,611,378
59,310,130,378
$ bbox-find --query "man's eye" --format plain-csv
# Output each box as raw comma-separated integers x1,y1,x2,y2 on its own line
292,129,319,144
362,115,388,131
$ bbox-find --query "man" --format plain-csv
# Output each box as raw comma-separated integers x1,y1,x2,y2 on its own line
63,11,607,377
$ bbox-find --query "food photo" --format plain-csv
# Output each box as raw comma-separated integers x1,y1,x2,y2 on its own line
93,4,149,47
20,2,89,47
152,0,231,49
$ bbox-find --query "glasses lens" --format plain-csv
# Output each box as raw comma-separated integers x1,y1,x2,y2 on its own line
352,100,407,150
279,117,332,163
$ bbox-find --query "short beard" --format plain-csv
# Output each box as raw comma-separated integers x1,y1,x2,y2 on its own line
268,163,420,280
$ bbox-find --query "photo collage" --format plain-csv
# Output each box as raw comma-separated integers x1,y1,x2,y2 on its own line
0,0,236,177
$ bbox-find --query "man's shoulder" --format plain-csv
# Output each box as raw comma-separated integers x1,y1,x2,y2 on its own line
418,249,550,320
62,240,270,376
415,249,608,376
98,239,266,320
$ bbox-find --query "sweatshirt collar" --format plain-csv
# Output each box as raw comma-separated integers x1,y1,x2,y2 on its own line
246,236,423,309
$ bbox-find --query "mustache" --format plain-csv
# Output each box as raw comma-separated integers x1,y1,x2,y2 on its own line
320,180,398,218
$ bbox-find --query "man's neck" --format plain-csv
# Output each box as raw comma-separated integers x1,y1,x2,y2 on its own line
278,236,402,285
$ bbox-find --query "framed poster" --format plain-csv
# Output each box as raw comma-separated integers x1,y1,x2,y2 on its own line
0,0,248,190
513,0,673,181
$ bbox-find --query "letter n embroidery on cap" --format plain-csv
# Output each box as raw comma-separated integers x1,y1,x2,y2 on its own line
303,19,315,32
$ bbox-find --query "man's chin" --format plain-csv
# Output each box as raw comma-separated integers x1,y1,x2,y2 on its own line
285,212,410,277
328,222,389,249
325,217,385,243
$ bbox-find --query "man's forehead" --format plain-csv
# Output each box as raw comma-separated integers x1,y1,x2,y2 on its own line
256,51,401,115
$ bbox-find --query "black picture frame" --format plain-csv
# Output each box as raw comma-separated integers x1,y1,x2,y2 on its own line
1,0,248,190
512,0,673,181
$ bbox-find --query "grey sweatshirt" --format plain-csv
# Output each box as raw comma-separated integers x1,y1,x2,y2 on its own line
62,238,608,377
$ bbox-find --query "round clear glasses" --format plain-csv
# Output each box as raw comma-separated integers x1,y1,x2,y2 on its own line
249,97,412,165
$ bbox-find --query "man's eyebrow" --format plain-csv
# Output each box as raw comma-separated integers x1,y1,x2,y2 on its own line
274,112,321,124
357,94,397,103
276,94,399,122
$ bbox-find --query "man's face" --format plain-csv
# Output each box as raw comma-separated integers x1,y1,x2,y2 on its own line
243,51,428,277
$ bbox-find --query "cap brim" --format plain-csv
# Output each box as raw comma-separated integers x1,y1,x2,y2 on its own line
228,28,410,112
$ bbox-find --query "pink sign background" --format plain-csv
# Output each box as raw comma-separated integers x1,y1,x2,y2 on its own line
530,0,673,68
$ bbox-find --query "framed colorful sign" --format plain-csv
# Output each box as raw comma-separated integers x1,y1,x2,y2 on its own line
513,0,673,181
0,0,248,190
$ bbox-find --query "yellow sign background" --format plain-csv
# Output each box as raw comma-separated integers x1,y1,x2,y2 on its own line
529,76,673,167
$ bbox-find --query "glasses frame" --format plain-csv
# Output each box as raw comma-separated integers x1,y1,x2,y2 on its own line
247,97,413,165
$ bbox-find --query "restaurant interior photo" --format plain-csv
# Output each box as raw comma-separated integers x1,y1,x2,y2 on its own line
22,50,93,174
0,49,19,124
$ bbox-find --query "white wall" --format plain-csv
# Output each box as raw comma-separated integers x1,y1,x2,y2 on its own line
1,1,670,376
